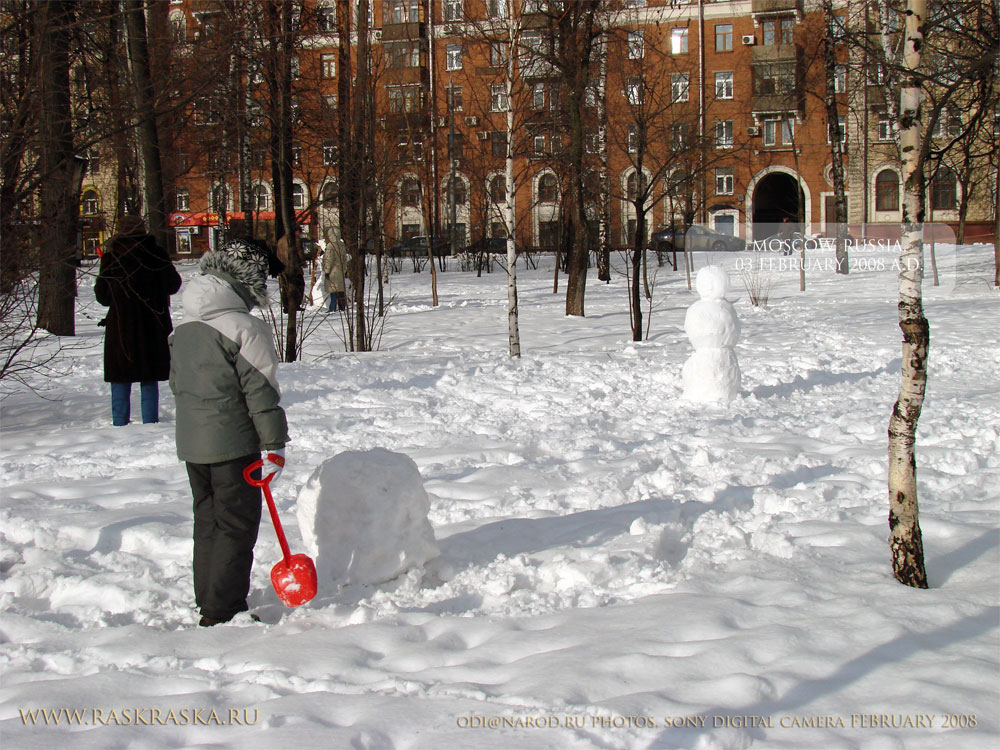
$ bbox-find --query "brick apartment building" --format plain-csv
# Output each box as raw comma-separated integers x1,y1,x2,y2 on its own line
73,0,995,257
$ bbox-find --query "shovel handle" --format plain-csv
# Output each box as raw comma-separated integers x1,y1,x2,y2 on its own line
243,459,293,564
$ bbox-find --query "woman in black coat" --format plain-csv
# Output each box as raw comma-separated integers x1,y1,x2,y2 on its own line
95,216,182,425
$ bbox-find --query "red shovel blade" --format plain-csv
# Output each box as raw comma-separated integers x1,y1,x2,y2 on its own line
270,553,318,607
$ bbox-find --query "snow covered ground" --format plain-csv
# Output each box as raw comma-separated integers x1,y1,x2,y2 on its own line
1,243,998,750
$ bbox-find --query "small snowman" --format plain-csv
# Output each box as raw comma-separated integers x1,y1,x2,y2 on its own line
682,265,741,402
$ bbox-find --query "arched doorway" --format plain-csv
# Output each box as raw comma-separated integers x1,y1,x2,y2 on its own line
751,171,805,240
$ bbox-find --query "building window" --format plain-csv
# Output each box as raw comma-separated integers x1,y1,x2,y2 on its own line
324,94,338,111
448,85,463,110
714,71,733,99
715,23,733,52
930,166,956,211
627,125,638,153
715,167,734,195
538,173,557,203
626,171,647,202
491,83,508,111
533,135,547,156
444,0,463,22
169,11,186,42
488,174,506,203
781,18,795,44
671,74,689,103
714,120,733,148
490,43,506,67
446,43,463,71
387,41,420,69
627,30,644,59
532,82,545,110
292,183,307,210
401,177,421,207
538,220,559,248
827,116,846,144
175,187,189,211
671,27,688,54
387,0,419,24
448,132,464,160
491,131,507,158
877,116,893,141
762,20,776,45
834,64,846,93
875,169,899,212
81,189,100,215
291,143,302,168
211,184,230,213
754,63,796,96
251,184,270,211
323,141,336,165
626,76,644,105
763,117,794,146
446,176,466,205
321,53,336,78
933,108,962,139
486,0,506,18
671,122,689,151
316,5,336,32
83,149,101,174
290,55,299,79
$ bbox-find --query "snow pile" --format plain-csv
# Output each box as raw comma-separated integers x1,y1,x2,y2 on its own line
295,448,439,586
682,265,742,402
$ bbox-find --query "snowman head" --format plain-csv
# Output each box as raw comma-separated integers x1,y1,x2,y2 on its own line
696,265,729,301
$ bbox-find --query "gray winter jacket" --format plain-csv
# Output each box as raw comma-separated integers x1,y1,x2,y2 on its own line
169,271,288,464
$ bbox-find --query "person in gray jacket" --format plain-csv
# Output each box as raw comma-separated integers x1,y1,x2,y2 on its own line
169,238,288,627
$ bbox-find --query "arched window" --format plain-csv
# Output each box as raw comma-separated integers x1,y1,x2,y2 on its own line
292,183,307,210
81,189,99,215
626,171,648,203
211,183,230,212
401,177,421,207
446,176,467,205
251,184,270,211
169,10,186,42
488,175,506,204
538,173,557,203
175,187,190,211
875,169,899,212
321,181,337,205
930,165,956,211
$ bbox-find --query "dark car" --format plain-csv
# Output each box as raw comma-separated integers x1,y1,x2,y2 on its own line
653,224,745,253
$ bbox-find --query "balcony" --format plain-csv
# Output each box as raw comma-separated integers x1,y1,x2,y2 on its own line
382,22,425,41
751,0,803,14
751,43,799,64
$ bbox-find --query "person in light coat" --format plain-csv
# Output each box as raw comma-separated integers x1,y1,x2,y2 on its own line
169,238,288,627
322,226,348,312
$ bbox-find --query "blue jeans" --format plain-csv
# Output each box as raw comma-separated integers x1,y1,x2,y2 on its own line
111,381,159,426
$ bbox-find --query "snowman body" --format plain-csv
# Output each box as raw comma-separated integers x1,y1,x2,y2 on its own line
682,266,742,402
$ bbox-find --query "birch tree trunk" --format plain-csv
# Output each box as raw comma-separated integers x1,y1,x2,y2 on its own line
888,0,929,589
504,3,520,358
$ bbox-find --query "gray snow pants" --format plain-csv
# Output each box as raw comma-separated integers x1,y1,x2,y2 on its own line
187,455,262,621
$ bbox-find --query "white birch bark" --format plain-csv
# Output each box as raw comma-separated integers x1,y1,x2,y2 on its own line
505,1,520,357
888,0,929,588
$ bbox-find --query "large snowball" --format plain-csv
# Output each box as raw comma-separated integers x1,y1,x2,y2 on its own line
295,449,439,587
695,265,730,301
682,348,742,402
684,298,741,350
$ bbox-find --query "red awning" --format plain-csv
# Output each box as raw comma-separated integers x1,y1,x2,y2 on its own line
169,210,312,227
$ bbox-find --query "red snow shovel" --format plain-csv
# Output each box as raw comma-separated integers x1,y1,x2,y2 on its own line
243,459,318,607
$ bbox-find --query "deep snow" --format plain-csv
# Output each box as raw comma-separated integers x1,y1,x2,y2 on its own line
1,242,998,750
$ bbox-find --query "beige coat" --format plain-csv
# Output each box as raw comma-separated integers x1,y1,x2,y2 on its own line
322,232,347,294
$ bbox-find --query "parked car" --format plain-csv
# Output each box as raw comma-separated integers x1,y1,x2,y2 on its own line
652,224,745,253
